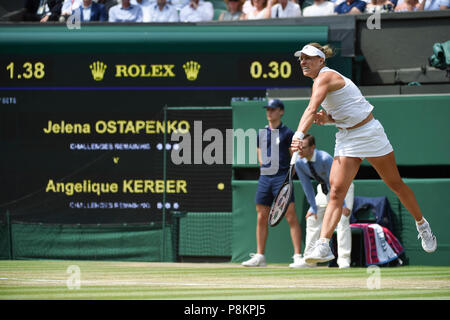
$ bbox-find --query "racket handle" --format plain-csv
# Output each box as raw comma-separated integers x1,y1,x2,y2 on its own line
290,150,299,165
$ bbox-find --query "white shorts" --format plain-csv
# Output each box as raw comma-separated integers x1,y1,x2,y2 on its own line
334,119,393,159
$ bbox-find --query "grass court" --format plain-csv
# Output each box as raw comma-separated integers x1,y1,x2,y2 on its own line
0,260,449,300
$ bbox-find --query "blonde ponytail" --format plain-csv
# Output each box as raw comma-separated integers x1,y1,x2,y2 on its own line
307,43,336,59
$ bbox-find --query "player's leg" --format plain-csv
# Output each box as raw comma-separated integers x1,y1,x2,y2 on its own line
367,152,422,220
321,157,361,239
305,156,361,263
367,151,436,253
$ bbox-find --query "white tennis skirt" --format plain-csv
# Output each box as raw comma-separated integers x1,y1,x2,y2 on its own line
334,118,394,158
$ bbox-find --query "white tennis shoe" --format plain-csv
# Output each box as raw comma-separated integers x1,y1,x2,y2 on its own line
417,219,437,253
289,254,317,268
242,253,267,267
304,240,335,264
337,259,351,269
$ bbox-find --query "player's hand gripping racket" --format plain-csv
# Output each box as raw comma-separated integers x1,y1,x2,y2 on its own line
268,150,299,227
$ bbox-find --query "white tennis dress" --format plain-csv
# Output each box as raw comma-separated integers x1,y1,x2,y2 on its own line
319,67,393,158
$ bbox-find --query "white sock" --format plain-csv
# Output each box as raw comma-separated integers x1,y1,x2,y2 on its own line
416,218,428,228
319,238,330,245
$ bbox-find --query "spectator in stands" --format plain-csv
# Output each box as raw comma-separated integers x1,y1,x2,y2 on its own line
59,0,81,21
171,0,191,11
418,0,450,10
61,0,82,16
72,0,108,21
365,0,395,12
131,0,154,22
109,0,143,21
179,0,214,21
242,0,273,19
302,0,335,16
271,0,302,17
242,0,255,15
148,0,180,21
97,0,120,12
334,0,366,13
24,0,63,22
394,0,419,10
328,0,346,6
219,0,246,20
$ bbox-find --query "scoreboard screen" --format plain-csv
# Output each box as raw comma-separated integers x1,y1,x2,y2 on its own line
0,90,232,224
0,53,305,86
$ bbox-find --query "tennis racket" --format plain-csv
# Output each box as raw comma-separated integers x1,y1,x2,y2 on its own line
268,150,299,227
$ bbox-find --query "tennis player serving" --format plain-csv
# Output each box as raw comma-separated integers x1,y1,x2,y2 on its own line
291,43,437,264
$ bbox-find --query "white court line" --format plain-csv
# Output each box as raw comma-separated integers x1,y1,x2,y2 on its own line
1,277,449,290
0,277,65,283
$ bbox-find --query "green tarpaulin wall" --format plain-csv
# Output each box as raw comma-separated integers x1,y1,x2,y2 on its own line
0,221,175,262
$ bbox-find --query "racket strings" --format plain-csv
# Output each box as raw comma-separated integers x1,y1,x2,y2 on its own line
269,183,292,226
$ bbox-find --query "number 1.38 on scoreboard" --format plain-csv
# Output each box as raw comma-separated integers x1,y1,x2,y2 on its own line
5,61,46,80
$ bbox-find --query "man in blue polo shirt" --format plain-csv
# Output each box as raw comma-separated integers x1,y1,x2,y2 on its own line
242,99,303,268
294,134,355,269
335,0,366,14
109,0,143,22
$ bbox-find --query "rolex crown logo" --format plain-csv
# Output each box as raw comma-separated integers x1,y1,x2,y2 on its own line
90,61,107,81
183,61,201,81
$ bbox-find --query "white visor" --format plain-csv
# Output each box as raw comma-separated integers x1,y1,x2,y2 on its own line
294,45,326,60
